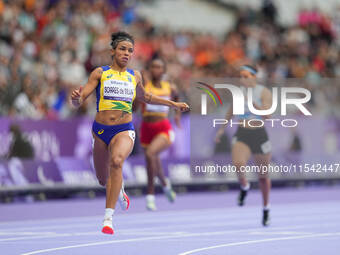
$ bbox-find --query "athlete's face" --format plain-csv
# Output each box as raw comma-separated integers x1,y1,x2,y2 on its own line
240,70,256,87
112,41,134,67
150,59,165,80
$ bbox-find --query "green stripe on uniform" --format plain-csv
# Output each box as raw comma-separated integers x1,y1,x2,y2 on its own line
111,101,132,113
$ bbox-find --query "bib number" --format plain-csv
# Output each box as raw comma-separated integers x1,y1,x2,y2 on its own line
103,80,134,102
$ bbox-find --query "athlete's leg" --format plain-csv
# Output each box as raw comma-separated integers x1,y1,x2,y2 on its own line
145,134,171,194
144,151,154,195
144,152,157,211
92,133,109,186
254,153,272,226
232,141,251,187
155,154,176,202
144,134,171,210
155,156,167,186
232,141,251,206
106,131,134,209
102,131,134,234
253,153,272,208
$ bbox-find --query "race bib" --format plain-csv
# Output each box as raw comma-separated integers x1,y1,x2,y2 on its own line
103,80,134,102
128,130,135,143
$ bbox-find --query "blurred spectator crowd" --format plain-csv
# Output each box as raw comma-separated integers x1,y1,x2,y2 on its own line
1,0,340,119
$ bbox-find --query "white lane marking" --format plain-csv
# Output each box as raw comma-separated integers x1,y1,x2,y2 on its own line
0,222,277,242
0,217,326,243
0,223,97,232
20,235,190,255
20,228,340,255
1,199,338,227
4,214,340,243
248,231,314,235
2,203,340,232
2,207,340,233
178,232,340,255
11,218,340,244
120,231,188,236
0,232,55,236
0,232,97,242
0,206,230,226
0,230,187,242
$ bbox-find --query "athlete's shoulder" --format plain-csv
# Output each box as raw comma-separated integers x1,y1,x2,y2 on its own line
89,67,103,80
99,65,110,72
126,68,135,76
92,66,106,74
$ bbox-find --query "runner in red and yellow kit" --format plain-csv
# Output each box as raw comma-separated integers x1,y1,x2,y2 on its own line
140,57,181,211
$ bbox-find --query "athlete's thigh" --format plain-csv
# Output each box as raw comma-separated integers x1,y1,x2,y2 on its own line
147,134,171,155
253,153,272,177
108,131,135,161
231,141,252,165
92,133,109,178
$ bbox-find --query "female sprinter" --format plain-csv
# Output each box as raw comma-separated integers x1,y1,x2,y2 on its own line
71,32,189,234
215,65,272,226
140,57,180,211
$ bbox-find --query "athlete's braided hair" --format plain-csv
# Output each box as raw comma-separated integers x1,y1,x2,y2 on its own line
110,31,134,49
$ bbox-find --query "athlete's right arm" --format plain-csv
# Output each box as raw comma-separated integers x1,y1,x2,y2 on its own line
215,106,233,143
71,67,102,108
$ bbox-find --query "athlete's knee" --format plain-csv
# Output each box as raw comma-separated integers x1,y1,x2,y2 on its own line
110,154,124,170
258,169,270,180
233,160,246,169
258,174,270,180
145,148,156,160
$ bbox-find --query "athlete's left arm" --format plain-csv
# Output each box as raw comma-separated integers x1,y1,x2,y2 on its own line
256,87,272,119
135,71,189,112
71,67,102,107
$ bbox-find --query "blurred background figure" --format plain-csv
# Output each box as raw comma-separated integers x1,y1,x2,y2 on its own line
140,57,179,211
8,124,34,159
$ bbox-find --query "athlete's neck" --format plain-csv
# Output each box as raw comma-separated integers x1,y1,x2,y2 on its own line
151,78,162,87
110,62,127,73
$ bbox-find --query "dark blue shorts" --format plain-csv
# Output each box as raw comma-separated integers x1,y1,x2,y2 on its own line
92,121,135,146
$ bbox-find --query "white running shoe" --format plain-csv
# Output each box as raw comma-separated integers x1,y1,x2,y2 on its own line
102,217,114,235
146,194,157,211
164,187,176,203
118,182,130,211
163,178,176,203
